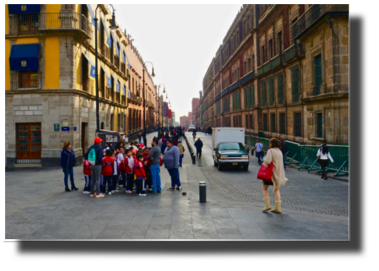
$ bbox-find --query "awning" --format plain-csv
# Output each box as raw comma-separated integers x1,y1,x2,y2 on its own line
112,74,118,91
101,65,111,87
82,52,96,78
126,85,131,98
116,79,120,93
8,4,40,14
9,43,40,71
86,4,98,29
111,32,119,57
101,18,112,47
124,50,131,69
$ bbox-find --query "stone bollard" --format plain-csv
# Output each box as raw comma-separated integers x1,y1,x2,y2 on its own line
192,155,196,164
199,181,206,203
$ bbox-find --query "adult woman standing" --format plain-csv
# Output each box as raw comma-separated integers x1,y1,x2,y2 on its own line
317,143,334,180
60,142,78,192
163,139,181,190
261,138,288,213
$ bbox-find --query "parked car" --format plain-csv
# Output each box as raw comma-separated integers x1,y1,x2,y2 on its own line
213,142,249,171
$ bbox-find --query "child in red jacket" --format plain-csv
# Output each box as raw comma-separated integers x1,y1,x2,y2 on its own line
143,148,153,192
101,149,114,195
134,153,146,196
83,157,91,194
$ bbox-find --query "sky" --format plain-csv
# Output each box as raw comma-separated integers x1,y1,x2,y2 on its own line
113,4,241,122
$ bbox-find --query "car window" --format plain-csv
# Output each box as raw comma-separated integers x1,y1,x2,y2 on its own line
219,143,244,150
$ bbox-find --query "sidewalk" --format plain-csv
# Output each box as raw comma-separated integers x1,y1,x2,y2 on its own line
5,132,348,240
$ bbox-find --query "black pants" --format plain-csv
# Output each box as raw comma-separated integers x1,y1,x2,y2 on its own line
145,168,152,189
196,148,202,158
319,159,328,176
112,175,118,190
126,173,134,191
136,177,145,194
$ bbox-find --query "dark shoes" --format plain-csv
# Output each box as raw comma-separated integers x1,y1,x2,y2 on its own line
71,186,79,191
169,187,176,190
65,187,71,192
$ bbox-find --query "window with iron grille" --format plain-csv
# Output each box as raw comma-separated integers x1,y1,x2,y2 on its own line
18,14,38,33
315,54,322,95
251,84,255,107
250,114,253,130
294,112,302,137
271,113,276,133
277,73,284,105
268,76,274,106
19,71,38,88
260,80,266,106
280,113,285,134
263,114,268,131
291,65,299,102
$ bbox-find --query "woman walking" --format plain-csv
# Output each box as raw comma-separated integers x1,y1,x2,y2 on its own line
60,142,78,192
261,138,288,213
163,139,181,190
317,143,334,180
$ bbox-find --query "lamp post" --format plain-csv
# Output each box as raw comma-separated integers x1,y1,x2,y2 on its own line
142,61,155,146
94,4,118,133
157,84,166,135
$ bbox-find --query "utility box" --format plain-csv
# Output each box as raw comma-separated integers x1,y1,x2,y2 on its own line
212,127,245,150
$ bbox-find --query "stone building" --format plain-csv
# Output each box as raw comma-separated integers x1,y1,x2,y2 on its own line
198,4,349,145
191,97,200,126
5,4,156,167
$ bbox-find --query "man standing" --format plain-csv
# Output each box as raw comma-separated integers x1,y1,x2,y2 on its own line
255,139,264,165
86,137,105,198
194,138,203,159
146,137,162,193
280,139,288,169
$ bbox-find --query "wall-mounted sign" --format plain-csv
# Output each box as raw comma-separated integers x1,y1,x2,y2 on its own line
74,126,77,131
106,135,118,142
62,127,70,131
62,120,69,127
54,123,59,131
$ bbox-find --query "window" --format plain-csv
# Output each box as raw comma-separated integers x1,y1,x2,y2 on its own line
315,54,322,95
250,114,253,130
18,14,38,33
247,58,251,72
317,113,323,138
291,65,299,102
260,80,266,106
280,113,285,134
268,76,274,106
294,113,302,137
277,73,284,105
232,91,241,111
19,71,38,88
251,84,255,107
268,39,273,59
277,31,283,54
263,114,268,131
245,115,249,129
271,114,276,133
261,45,265,63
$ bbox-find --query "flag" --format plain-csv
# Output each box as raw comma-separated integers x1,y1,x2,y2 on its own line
168,109,172,119
163,102,168,117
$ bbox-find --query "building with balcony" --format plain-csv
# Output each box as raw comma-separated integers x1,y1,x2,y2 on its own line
5,4,156,167
198,4,349,145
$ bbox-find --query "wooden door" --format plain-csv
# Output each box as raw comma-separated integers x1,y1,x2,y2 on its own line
16,123,41,163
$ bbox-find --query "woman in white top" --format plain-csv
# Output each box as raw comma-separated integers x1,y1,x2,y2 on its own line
317,143,334,180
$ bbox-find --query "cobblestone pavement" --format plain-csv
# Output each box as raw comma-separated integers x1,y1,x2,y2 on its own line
187,132,348,217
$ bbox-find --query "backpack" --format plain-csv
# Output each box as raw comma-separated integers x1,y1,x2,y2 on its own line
88,147,96,166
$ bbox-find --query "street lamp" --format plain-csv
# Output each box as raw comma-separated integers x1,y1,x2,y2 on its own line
157,84,166,135
94,4,118,133
142,61,155,145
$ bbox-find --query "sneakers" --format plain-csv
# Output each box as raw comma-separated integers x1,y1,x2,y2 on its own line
83,191,90,194
138,193,147,197
113,188,119,193
96,194,105,198
90,193,96,197
176,186,182,190
118,184,124,188
108,191,112,195
169,187,176,190
125,190,132,193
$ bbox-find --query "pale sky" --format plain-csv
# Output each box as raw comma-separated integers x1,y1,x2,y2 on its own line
113,4,241,122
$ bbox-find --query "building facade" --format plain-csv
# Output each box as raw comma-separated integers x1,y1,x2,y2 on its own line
198,4,349,145
5,4,156,167
191,97,200,126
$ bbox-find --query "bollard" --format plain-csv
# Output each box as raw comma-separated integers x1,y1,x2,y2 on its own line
199,181,206,203
192,155,196,164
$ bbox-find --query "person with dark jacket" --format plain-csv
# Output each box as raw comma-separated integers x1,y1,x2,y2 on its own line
61,141,78,192
85,137,105,198
163,139,181,190
280,139,288,169
161,140,167,155
194,138,203,159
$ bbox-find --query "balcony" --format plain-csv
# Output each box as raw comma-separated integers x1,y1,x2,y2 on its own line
271,54,281,69
101,46,110,60
38,12,93,39
263,60,271,74
121,95,126,105
257,65,264,76
292,4,349,40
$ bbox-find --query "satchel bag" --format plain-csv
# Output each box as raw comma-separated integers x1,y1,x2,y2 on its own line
257,162,273,182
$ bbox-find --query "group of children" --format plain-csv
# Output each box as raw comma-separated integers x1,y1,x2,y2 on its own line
83,144,162,197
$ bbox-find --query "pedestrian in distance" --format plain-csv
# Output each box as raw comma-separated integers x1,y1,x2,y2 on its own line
83,154,91,194
261,138,288,214
177,140,185,167
161,139,167,155
147,137,162,193
255,140,264,165
60,141,78,192
86,137,105,198
163,139,182,190
280,139,288,169
138,132,142,144
123,149,135,193
194,138,203,159
143,147,152,192
317,143,334,180
111,149,119,193
134,153,147,196
192,131,197,141
116,147,125,188
101,149,114,195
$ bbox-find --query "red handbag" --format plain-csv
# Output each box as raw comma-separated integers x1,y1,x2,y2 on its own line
257,162,273,182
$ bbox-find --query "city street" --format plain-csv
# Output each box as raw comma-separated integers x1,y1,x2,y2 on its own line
5,132,348,240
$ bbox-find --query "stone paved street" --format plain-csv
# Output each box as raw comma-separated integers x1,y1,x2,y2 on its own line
5,132,349,240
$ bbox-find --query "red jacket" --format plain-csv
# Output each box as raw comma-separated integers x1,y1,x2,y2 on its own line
143,153,152,169
102,155,114,176
83,159,91,176
134,160,146,179
120,157,132,173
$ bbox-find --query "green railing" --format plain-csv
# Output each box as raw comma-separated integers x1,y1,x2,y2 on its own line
271,54,281,69
284,45,297,62
244,135,349,177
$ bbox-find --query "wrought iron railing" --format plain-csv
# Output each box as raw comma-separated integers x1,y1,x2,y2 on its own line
284,45,297,62
10,71,42,90
271,54,281,69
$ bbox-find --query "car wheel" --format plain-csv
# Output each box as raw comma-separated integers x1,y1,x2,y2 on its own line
218,163,223,171
243,165,249,171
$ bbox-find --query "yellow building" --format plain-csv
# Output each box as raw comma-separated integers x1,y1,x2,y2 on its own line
5,4,157,167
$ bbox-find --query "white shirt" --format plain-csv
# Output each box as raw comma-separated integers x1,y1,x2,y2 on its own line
113,158,118,175
117,153,124,165
317,149,334,162
255,143,263,152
